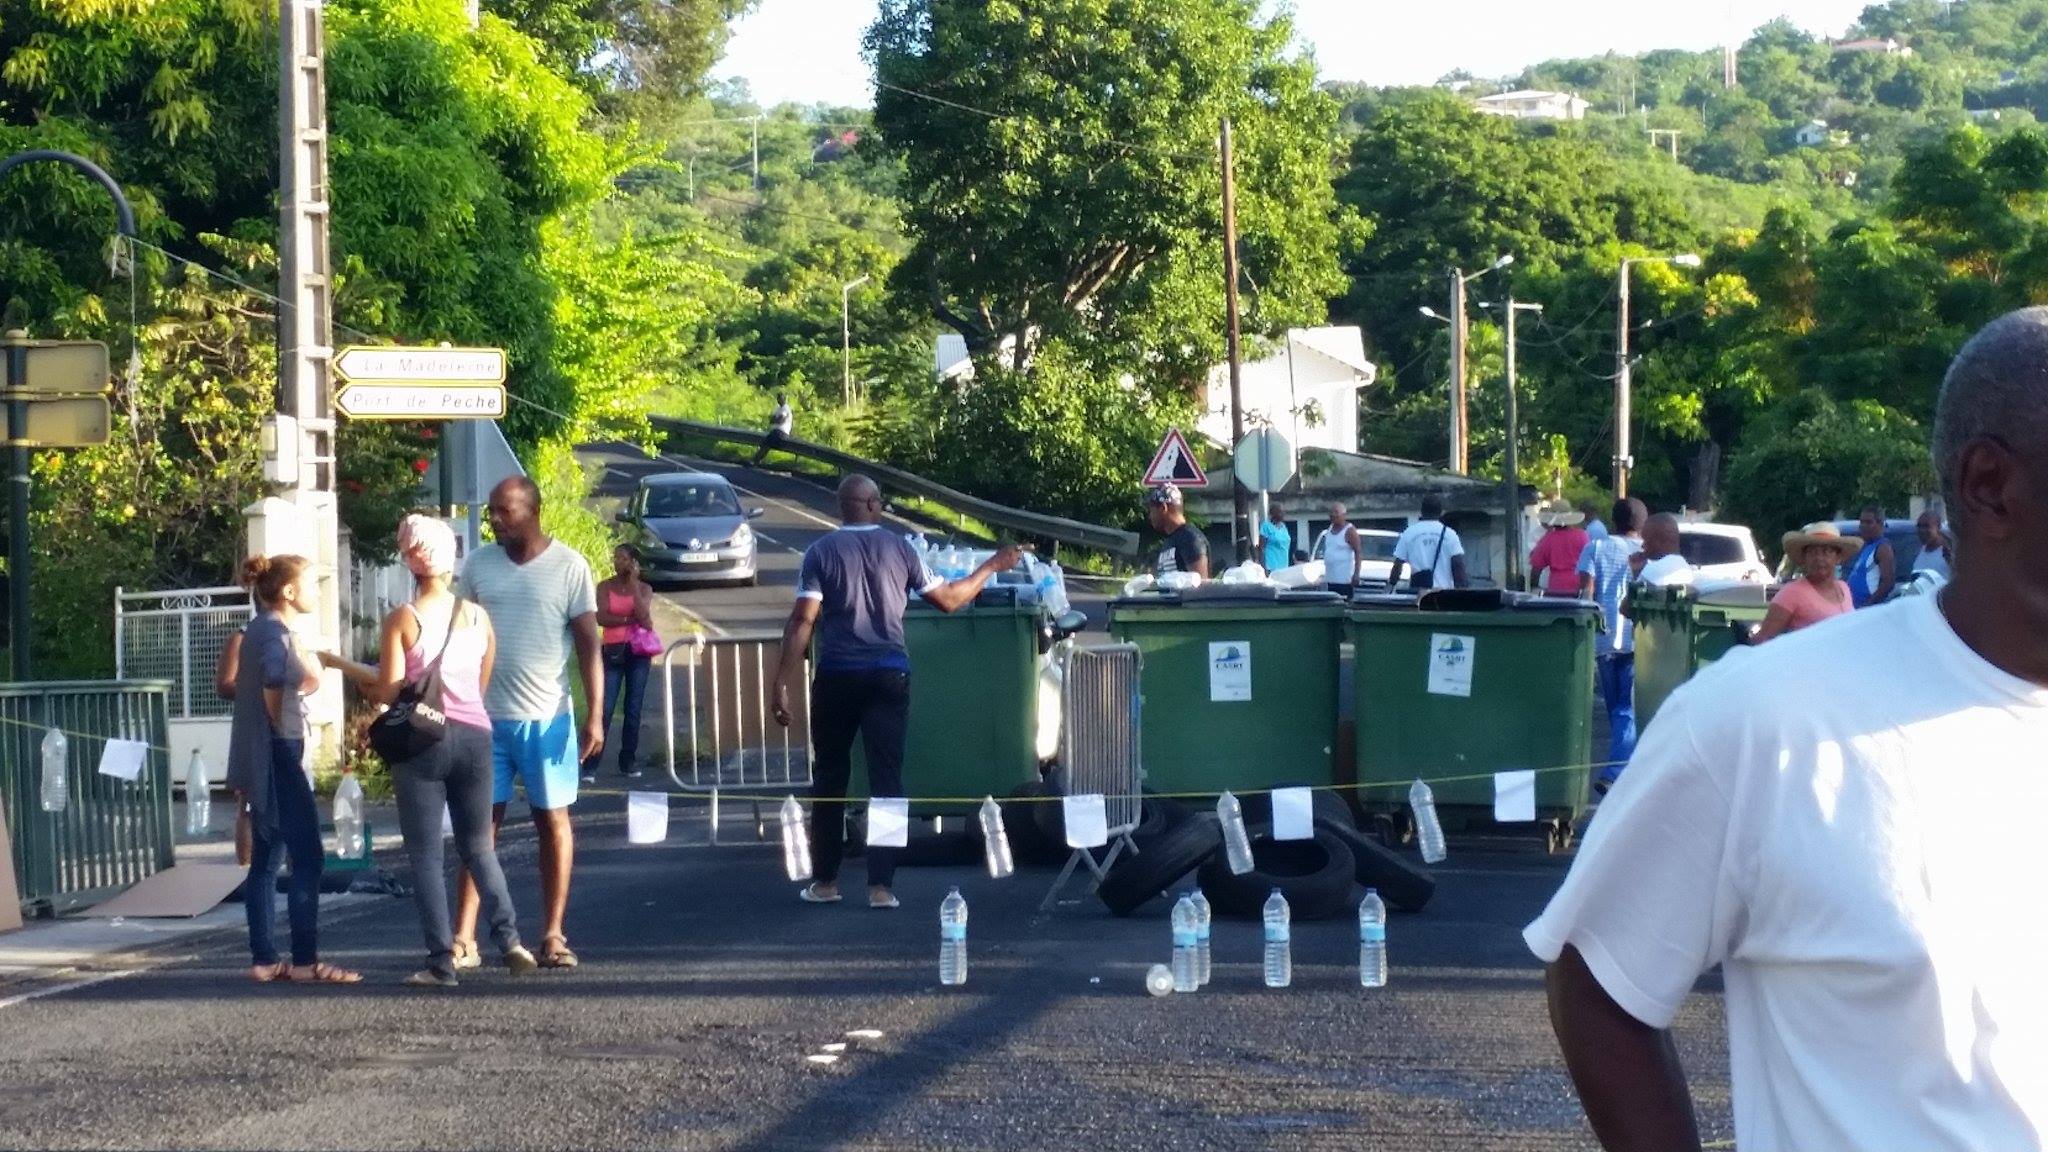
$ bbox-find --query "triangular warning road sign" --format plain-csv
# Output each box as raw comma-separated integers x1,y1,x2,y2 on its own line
1143,428,1208,487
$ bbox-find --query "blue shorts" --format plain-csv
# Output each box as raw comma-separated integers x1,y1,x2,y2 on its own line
492,714,579,810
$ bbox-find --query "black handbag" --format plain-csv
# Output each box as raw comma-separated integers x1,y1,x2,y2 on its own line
368,598,463,763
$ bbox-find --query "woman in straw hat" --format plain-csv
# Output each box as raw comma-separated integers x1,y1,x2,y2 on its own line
1751,521,1863,644
1528,500,1590,596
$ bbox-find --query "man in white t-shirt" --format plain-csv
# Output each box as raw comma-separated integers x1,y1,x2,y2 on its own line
1386,494,1467,591
1526,308,2048,1151
1633,512,1695,587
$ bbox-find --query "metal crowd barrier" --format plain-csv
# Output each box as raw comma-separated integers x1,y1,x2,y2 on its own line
1042,643,1144,911
661,633,812,845
0,680,176,917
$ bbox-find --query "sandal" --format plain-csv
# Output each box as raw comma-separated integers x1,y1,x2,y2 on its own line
505,944,539,976
284,962,362,985
799,883,842,904
249,962,288,983
539,935,579,970
403,967,459,988
450,940,482,971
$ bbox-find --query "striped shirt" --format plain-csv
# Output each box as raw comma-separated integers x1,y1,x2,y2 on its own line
460,540,598,720
1578,535,1643,655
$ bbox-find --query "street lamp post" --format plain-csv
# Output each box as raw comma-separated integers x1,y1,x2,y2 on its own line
841,275,870,408
1614,253,1701,498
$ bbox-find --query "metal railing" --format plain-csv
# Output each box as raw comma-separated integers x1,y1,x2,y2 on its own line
114,586,251,723
1042,643,1144,910
1,680,175,917
662,632,812,845
653,416,1142,558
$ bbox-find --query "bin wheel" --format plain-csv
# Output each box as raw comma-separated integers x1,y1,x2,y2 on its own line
1547,817,1575,854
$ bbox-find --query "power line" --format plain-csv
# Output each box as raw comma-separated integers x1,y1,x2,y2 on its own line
871,77,1213,163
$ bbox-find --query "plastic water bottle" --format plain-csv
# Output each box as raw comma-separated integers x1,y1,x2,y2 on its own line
1359,888,1388,988
1047,562,1070,614
780,795,812,882
1218,792,1254,875
332,770,365,859
184,751,211,836
978,796,1013,879
39,728,68,813
1409,779,1447,864
939,887,968,986
1262,888,1292,989
1190,887,1213,988
1144,964,1174,997
1171,893,1200,992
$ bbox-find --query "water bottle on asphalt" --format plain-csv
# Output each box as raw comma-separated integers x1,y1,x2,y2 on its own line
1218,791,1253,875
184,751,211,836
780,795,812,881
39,728,68,813
1262,888,1292,988
978,796,1014,878
332,769,365,860
1190,887,1213,988
1171,894,1200,992
1359,888,1388,988
1409,779,1447,864
939,887,969,986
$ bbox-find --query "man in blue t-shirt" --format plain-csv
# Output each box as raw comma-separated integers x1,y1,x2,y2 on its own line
771,475,1021,909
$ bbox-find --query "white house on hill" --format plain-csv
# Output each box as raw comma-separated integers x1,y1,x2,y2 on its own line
1198,327,1376,455
1473,90,1591,122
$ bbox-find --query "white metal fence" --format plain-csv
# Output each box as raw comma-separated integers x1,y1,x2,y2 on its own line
114,586,253,785
1042,642,1144,910
662,632,812,845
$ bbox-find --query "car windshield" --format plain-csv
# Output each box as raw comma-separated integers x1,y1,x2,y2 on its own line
1679,533,1747,566
1357,535,1397,561
644,483,740,518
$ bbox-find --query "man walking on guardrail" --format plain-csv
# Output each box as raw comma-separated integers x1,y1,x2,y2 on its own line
770,474,1022,909
1526,308,2048,1152
452,476,605,970
751,393,794,467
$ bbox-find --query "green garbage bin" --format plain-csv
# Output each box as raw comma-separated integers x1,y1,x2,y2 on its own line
848,597,1046,815
1109,594,1346,797
1350,598,1599,841
1630,583,1769,731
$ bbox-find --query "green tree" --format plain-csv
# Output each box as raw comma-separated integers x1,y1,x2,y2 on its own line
1722,388,1934,551
866,0,1354,386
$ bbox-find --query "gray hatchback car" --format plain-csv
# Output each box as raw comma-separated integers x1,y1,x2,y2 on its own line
618,472,764,587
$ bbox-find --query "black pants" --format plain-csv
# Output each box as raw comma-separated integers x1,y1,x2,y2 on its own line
809,669,910,889
750,429,786,466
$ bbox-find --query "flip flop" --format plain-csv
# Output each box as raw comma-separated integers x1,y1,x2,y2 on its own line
450,940,482,971
284,962,362,986
540,935,579,970
505,945,539,976
868,891,900,910
799,884,842,904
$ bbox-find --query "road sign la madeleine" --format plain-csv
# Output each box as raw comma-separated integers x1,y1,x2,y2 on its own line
333,344,506,386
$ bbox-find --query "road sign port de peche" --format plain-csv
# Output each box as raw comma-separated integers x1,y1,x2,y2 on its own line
334,383,506,420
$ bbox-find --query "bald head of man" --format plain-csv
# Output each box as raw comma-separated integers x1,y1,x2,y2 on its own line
837,474,884,524
1641,513,1682,560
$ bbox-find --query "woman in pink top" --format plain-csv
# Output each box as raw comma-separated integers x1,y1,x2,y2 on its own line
585,544,657,781
1528,502,1592,596
322,515,535,986
1751,521,1860,644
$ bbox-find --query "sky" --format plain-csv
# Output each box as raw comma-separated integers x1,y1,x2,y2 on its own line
715,0,1878,109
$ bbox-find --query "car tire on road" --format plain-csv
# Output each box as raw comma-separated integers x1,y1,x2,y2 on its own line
1314,816,1435,913
1096,814,1225,917
1196,828,1357,922
1003,782,1066,868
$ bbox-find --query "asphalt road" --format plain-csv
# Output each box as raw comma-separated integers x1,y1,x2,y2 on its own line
0,802,1734,1151
580,444,1115,637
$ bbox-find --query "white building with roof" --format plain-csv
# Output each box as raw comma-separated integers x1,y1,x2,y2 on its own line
1473,90,1591,122
1198,326,1376,455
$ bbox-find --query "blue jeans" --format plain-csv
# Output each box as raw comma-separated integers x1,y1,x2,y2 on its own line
584,650,650,774
1595,654,1637,786
245,737,322,967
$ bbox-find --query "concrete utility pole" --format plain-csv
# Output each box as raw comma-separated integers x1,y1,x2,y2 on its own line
840,275,869,407
1614,253,1703,498
1448,268,1467,474
1220,117,1249,562
1488,297,1543,590
268,0,344,759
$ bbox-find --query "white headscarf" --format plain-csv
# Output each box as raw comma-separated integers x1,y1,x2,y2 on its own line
397,514,457,579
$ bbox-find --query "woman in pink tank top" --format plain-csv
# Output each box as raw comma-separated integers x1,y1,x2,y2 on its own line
321,515,536,985
587,544,657,781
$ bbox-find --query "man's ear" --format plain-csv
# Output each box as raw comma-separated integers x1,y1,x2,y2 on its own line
1956,438,2021,543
